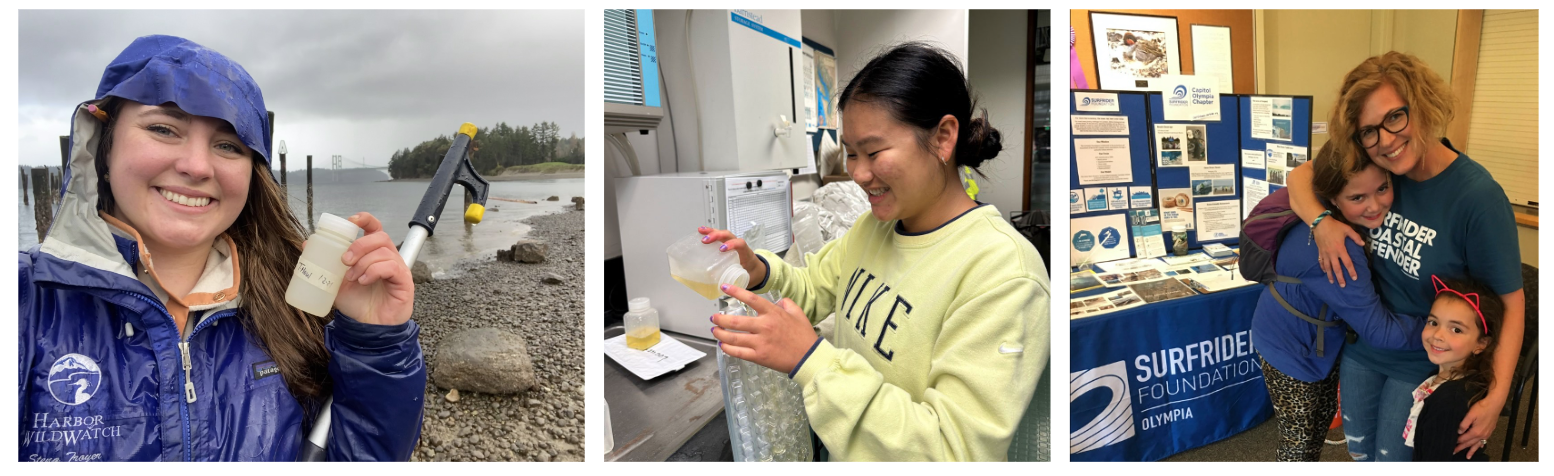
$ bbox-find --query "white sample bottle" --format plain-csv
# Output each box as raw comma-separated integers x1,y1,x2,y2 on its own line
285,213,363,316
624,297,661,350
665,233,750,299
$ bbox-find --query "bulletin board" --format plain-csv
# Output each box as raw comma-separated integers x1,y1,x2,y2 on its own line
1069,91,1314,269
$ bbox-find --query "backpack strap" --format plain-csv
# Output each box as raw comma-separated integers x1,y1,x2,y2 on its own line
1267,280,1337,357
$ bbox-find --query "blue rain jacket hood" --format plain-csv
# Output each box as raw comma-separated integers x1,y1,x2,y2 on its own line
96,35,271,165
19,36,425,461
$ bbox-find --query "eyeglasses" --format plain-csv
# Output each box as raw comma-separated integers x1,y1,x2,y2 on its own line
1352,106,1410,149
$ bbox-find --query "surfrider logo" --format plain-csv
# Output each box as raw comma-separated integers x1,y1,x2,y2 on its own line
1172,85,1188,100
1071,361,1136,453
48,354,101,405
1081,97,1092,106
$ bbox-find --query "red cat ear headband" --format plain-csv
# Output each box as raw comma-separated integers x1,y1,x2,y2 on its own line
1432,275,1488,333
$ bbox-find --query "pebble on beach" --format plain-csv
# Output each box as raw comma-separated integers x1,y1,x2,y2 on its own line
411,210,584,462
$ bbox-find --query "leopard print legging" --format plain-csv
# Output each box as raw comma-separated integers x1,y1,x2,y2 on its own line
1260,354,1340,461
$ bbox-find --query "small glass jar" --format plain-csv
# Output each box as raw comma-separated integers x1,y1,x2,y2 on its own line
1172,225,1189,256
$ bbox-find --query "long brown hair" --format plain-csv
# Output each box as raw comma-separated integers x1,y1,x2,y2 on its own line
94,98,331,408
1433,277,1504,406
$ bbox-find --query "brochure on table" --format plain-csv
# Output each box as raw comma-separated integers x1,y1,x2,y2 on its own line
1070,89,1314,269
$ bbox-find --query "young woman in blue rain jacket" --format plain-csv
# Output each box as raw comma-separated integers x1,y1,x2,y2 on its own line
18,35,425,461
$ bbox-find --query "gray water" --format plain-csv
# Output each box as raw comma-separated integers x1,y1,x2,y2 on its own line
17,169,581,278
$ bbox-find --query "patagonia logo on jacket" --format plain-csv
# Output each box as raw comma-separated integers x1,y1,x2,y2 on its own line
252,361,281,381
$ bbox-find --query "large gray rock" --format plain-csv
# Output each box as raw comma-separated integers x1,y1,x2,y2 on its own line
510,240,548,263
545,196,559,201
412,261,434,284
433,328,537,395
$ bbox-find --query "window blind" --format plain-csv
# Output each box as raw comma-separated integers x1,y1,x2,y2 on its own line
1464,9,1539,207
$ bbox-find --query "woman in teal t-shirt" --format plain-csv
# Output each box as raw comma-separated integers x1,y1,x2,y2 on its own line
1286,51,1525,462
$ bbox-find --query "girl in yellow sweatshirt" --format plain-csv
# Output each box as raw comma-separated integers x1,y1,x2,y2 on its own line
704,42,1050,461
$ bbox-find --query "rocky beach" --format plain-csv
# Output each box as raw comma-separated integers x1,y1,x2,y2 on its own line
409,209,584,462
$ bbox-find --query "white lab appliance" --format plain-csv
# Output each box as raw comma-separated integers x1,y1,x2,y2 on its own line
615,171,793,338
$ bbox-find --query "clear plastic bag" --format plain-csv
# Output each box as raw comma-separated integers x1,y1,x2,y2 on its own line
717,293,813,462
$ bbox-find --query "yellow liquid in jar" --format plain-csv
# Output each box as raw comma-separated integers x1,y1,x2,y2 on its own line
626,329,661,350
673,274,727,300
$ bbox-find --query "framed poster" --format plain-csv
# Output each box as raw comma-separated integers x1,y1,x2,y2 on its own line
1089,12,1182,92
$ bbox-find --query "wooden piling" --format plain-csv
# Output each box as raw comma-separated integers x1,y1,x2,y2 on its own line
21,168,28,206
31,167,53,240
59,136,69,171
306,155,314,233
280,153,287,188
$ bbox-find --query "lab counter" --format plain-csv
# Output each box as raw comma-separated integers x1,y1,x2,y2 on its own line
602,324,727,462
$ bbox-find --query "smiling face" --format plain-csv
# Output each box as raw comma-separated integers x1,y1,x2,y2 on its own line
1356,82,1421,176
105,101,253,253
1422,297,1489,375
841,102,952,224
1332,164,1393,229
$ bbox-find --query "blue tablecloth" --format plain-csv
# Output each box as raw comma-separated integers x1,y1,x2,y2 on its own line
1069,284,1273,461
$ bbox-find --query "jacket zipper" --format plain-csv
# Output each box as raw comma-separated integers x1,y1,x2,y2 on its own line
123,292,236,462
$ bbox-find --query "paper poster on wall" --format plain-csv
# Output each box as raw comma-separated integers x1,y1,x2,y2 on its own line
1071,214,1131,267
1109,188,1131,210
1243,178,1270,220
1159,188,1195,230
1251,96,1294,141
1190,25,1234,94
1241,149,1264,169
1072,115,1130,135
1085,187,1110,212
1162,75,1220,122
1190,164,1236,197
815,49,838,130
1154,124,1186,167
1195,200,1241,242
1070,189,1085,213
1075,138,1134,185
1313,122,1328,134
1129,187,1154,208
1129,209,1167,259
1075,92,1121,112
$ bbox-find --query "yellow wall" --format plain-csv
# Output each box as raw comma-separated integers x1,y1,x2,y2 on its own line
1262,10,1459,152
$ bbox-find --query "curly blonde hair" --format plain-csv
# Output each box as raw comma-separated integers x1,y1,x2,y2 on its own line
1329,51,1455,159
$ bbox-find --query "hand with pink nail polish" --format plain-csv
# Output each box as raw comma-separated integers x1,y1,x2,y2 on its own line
696,226,768,289
332,212,414,325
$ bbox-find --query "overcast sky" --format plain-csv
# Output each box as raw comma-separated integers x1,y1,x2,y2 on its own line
18,10,584,168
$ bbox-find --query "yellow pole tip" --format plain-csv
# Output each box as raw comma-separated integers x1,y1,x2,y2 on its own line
458,123,478,139
464,203,485,224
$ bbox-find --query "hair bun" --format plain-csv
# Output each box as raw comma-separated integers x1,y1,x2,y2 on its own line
956,113,1003,169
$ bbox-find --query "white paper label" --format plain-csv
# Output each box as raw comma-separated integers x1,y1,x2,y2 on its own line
293,258,343,294
1075,92,1121,112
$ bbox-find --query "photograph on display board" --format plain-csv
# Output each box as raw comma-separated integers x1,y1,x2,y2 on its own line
1185,124,1207,162
1191,179,1213,197
1267,167,1287,186
1068,8,1540,464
